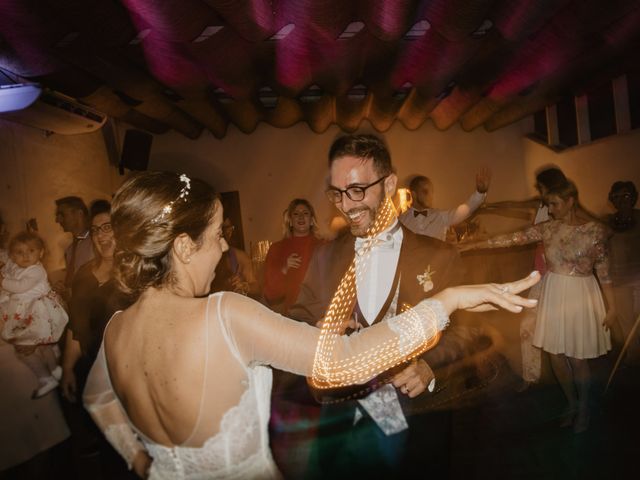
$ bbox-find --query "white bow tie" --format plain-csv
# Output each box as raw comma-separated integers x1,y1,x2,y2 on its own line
354,222,400,256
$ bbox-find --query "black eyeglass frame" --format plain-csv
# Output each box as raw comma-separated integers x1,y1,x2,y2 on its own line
325,175,389,203
90,222,113,236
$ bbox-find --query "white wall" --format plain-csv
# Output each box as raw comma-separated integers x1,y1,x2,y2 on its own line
0,119,122,274
522,129,640,216
149,119,532,245
2,115,638,273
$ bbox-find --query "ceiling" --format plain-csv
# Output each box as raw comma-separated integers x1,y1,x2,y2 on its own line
1,0,639,139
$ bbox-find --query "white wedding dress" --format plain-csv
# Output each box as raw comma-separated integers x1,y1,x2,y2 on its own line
84,292,448,479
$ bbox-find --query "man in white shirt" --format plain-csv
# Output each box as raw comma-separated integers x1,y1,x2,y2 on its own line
55,196,94,293
290,134,465,478
400,169,491,241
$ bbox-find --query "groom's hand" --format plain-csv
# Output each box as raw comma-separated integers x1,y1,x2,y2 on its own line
392,359,434,398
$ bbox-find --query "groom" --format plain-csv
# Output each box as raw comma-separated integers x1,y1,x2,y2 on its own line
289,134,465,477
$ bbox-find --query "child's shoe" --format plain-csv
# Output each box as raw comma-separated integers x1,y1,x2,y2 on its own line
51,365,62,381
32,376,59,399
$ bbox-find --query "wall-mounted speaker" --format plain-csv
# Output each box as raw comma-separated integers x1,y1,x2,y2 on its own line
120,129,152,172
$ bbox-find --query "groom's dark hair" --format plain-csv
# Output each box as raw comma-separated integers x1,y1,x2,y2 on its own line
328,134,393,176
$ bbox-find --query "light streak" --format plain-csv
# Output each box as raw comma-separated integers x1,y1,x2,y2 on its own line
309,196,443,390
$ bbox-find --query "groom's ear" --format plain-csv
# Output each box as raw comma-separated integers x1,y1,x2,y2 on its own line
384,173,398,197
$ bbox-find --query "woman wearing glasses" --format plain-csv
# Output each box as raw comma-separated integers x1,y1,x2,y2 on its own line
60,200,133,477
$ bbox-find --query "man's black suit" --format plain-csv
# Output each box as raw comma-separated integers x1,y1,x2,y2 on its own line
289,225,465,478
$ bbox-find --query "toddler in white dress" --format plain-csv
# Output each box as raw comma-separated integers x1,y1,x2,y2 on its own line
0,232,68,398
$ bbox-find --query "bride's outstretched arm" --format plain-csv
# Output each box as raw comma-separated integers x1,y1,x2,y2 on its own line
221,272,540,386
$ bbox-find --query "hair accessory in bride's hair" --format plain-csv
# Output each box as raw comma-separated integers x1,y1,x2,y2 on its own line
151,173,191,224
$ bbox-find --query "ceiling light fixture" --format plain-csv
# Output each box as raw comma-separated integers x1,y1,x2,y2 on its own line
213,87,234,104
393,82,413,100
193,26,224,43
129,29,151,45
269,24,295,41
405,20,431,39
347,84,367,101
338,21,365,39
258,86,278,108
472,19,493,38
299,85,323,103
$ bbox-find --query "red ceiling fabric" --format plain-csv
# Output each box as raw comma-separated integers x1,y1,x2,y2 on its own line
0,0,638,138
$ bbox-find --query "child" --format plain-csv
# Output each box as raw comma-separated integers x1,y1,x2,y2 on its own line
0,231,68,398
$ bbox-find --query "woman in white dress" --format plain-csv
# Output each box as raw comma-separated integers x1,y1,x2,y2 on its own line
461,180,616,433
83,171,539,478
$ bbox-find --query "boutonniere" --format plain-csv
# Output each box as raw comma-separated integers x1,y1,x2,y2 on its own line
417,266,436,293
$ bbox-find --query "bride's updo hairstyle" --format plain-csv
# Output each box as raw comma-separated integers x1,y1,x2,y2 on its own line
111,171,218,298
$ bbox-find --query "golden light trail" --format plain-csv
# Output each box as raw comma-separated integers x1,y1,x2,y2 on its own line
309,196,444,391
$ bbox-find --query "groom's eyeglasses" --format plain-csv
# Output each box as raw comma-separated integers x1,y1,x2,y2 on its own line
325,176,388,203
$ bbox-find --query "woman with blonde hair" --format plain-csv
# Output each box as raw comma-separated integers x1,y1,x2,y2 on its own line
461,180,615,433
263,198,323,314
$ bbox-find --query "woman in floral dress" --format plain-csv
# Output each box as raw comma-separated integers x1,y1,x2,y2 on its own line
461,181,616,433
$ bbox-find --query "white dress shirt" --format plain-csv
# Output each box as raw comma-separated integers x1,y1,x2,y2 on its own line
354,221,403,324
353,220,409,436
400,190,486,241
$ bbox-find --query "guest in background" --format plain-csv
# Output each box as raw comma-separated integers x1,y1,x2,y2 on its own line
54,196,93,300
399,168,491,241
263,199,323,315
61,200,115,403
0,231,68,399
607,181,640,363
60,200,134,479
461,180,615,433
210,218,259,297
481,167,598,390
263,199,324,475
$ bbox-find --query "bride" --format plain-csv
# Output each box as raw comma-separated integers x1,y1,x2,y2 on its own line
83,171,539,479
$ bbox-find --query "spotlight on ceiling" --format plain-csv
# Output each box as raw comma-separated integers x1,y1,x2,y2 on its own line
213,87,234,104
269,24,295,41
472,19,493,38
338,22,365,39
0,83,42,113
347,84,367,101
393,82,413,100
129,29,151,45
299,85,323,103
258,87,278,108
405,20,431,39
193,26,224,43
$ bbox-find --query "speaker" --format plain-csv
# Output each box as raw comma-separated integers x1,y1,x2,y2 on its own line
120,129,152,172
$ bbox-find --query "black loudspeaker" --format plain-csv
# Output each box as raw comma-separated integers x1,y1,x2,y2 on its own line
120,129,152,172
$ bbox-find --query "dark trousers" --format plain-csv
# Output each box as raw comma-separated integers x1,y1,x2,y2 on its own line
307,402,452,479
306,403,408,479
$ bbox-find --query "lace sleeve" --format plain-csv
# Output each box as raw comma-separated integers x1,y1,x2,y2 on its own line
83,343,147,470
593,224,612,284
487,224,543,248
219,292,449,387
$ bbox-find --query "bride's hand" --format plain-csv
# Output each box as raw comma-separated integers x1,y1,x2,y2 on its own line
433,271,540,316
132,450,152,478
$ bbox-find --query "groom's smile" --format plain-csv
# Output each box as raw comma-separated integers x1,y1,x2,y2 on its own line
328,155,396,237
